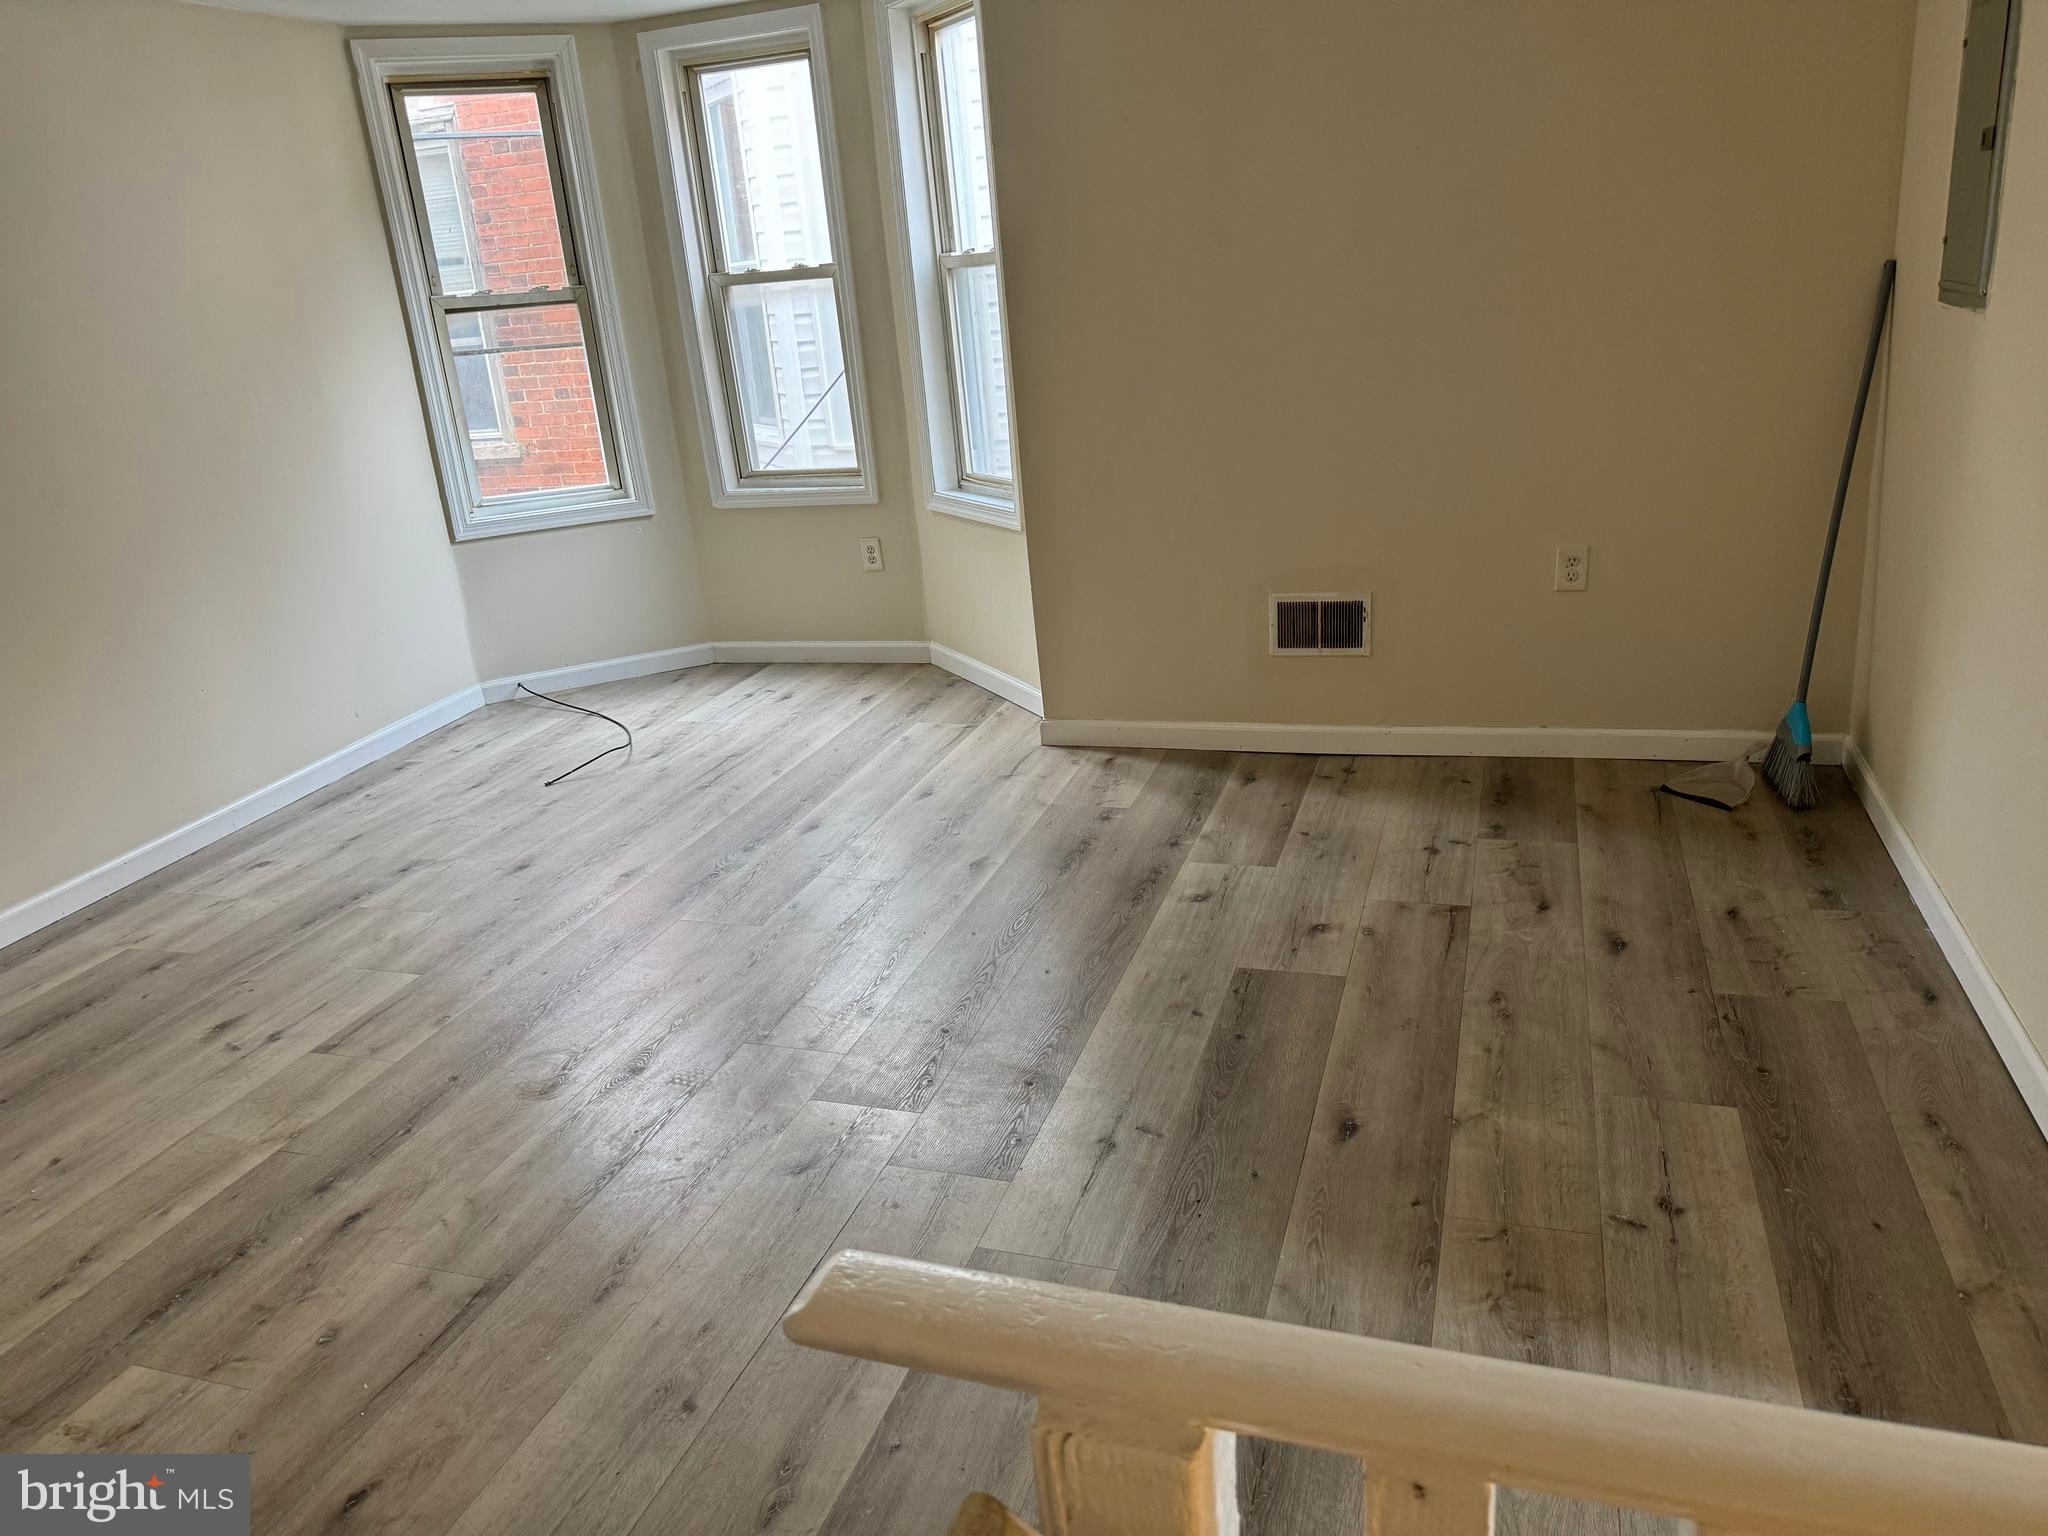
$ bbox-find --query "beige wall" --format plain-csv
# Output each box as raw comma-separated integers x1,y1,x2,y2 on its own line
0,0,479,913
981,0,1914,728
1855,0,2048,1057
919,511,1040,686
442,25,712,680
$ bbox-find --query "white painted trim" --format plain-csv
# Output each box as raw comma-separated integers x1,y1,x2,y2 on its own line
1844,741,2048,1137
351,35,657,542
928,644,1042,715
0,685,486,952
480,643,714,702
638,5,880,509
1039,720,1846,764
709,640,931,665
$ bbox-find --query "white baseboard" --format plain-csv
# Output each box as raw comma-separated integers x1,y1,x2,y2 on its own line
1039,719,1847,764
928,644,1043,717
1844,741,2048,1138
710,640,931,665
480,643,714,702
0,683,486,952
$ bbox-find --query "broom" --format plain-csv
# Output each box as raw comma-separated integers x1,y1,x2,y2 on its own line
1762,257,1897,810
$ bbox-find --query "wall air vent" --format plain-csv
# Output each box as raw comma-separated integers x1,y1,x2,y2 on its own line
1269,593,1372,656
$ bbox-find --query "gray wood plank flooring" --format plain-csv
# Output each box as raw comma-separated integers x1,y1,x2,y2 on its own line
2,664,2043,1535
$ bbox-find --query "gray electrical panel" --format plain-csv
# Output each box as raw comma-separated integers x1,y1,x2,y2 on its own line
1940,0,2024,308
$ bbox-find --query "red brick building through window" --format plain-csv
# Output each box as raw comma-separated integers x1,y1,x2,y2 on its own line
407,87,610,499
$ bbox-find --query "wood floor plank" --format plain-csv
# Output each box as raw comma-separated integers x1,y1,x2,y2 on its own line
1118,968,1344,1314
1070,747,1160,810
391,1015,819,1285
1364,757,1482,905
29,1365,245,1454
810,788,1110,1115
0,1130,277,1355
1434,1220,1627,1536
1190,753,1317,866
443,1103,915,1536
307,669,954,1063
820,1249,1117,1536
122,959,716,1391
0,946,207,1100
1708,993,2008,1433
201,1051,393,1146
0,958,417,1269
1673,792,1839,1002
0,947,755,1430
775,712,1081,1050
1478,758,1578,845
1269,901,1469,1345
1596,1095,1800,1404
197,1261,496,1517
1240,755,1386,975
1817,911,2048,1442
259,1049,834,1534
882,753,1228,1178
1446,840,1599,1234
1812,907,1970,1003
978,1008,1211,1269
0,943,173,1015
1250,905,1467,1536
977,857,1277,1264
1575,761,1722,1103
684,715,989,927
1769,767,1917,914
631,1168,1004,1536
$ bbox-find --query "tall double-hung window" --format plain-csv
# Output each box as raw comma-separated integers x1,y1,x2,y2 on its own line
918,7,1010,490
642,6,877,506
353,37,652,539
874,0,1018,526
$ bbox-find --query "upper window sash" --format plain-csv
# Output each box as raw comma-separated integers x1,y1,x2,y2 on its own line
640,7,879,508
918,6,994,259
352,36,654,541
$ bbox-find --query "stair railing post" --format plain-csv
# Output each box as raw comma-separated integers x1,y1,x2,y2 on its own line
1365,1464,1497,1534
1031,1398,1240,1536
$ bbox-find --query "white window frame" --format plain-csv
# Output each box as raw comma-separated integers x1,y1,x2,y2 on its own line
640,5,879,509
352,35,654,541
869,0,1020,530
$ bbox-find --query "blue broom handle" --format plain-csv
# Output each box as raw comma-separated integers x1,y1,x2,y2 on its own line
1797,258,1897,704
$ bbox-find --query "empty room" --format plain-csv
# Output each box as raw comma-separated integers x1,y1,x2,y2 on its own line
3,0,2046,1530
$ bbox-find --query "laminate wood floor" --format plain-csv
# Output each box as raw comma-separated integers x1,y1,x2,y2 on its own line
4,664,2044,1535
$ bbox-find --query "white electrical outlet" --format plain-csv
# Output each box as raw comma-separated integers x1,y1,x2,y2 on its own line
1555,545,1589,591
859,537,884,572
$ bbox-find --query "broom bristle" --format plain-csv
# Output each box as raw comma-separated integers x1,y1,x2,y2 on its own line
1761,726,1817,810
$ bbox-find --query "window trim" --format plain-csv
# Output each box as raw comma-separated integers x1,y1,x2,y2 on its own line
640,5,880,509
869,0,1020,530
352,34,654,541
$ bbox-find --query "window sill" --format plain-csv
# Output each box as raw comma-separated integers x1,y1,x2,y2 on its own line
929,485,1019,530
709,476,880,511
451,493,653,542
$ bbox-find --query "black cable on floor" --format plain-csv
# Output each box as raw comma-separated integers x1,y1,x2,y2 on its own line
516,682,634,786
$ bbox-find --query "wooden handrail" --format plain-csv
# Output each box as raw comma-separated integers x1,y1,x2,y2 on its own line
785,1250,2048,1536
